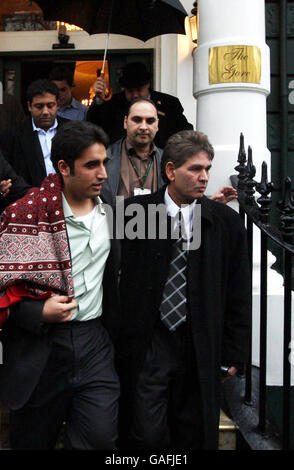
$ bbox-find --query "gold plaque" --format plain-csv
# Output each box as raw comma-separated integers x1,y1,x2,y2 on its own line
209,45,261,84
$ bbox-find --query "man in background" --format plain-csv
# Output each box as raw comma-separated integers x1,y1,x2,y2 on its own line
106,97,164,199
0,79,68,187
49,65,88,121
106,96,236,204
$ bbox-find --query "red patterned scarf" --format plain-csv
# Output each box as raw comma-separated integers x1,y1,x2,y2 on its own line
0,173,74,327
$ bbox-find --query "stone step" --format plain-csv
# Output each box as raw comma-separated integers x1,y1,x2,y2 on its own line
218,409,238,450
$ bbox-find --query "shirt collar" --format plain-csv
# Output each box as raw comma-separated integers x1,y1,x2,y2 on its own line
62,193,105,219
61,97,78,111
32,117,58,133
164,186,197,222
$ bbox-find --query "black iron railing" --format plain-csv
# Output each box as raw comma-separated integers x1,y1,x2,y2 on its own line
232,133,293,450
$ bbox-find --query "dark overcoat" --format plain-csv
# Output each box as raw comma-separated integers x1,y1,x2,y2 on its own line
117,186,250,449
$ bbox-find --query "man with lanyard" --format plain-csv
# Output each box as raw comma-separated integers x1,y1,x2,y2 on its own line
105,97,237,205
105,97,164,199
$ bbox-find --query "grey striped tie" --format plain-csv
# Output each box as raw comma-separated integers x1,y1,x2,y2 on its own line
160,211,188,332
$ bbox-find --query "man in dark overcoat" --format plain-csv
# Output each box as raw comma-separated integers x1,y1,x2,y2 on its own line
117,130,250,450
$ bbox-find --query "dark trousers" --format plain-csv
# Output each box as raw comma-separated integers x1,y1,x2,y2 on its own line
127,321,204,450
9,318,120,450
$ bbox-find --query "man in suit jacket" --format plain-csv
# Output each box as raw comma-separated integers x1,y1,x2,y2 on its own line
0,79,68,187
87,62,193,149
106,97,164,199
0,121,120,450
117,130,250,450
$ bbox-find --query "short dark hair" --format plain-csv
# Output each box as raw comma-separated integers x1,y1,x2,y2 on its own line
26,79,59,103
161,130,214,184
51,120,109,174
126,97,158,116
49,65,74,87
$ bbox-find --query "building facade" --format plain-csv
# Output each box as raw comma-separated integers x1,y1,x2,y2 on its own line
0,0,293,448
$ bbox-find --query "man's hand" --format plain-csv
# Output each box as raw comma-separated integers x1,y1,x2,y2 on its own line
42,295,77,323
222,366,238,383
93,77,106,97
210,186,237,205
0,179,12,198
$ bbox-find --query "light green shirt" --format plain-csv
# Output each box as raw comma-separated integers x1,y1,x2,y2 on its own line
62,193,111,321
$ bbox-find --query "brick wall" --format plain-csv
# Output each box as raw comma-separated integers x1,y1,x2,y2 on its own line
0,1,41,30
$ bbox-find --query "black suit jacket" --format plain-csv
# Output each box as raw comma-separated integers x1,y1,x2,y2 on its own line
0,151,30,213
0,185,120,410
117,186,250,449
87,90,193,149
0,116,68,187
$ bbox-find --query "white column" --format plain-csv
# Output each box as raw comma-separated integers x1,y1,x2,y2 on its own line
194,0,270,194
156,0,196,129
194,0,294,387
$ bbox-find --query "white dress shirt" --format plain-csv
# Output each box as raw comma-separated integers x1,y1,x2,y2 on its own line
32,118,58,176
164,187,197,249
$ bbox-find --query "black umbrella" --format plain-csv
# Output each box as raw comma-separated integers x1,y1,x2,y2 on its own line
35,0,188,100
34,0,188,42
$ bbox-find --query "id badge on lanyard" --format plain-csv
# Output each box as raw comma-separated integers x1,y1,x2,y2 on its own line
133,187,152,196
127,146,153,196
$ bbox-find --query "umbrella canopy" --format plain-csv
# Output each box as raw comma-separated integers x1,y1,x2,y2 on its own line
34,0,188,42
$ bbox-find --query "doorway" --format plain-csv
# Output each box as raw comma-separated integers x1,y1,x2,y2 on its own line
0,49,153,114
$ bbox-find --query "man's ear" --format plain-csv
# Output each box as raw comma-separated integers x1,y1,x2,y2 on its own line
27,101,32,113
165,161,176,183
57,160,71,177
123,115,128,130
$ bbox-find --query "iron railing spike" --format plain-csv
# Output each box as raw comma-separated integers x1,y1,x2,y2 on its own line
278,177,294,243
244,146,256,204
238,132,247,164
235,133,248,190
256,161,274,224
